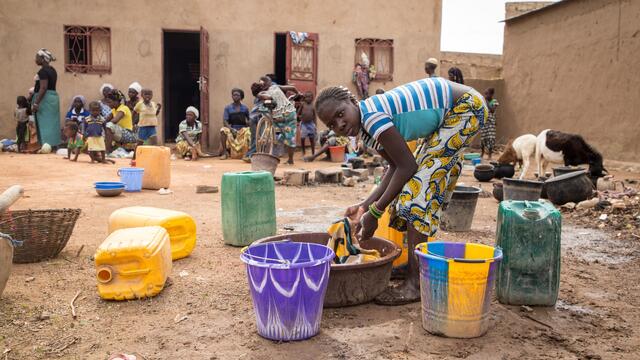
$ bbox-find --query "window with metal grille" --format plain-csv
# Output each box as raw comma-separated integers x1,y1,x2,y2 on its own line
64,26,111,74
355,39,394,81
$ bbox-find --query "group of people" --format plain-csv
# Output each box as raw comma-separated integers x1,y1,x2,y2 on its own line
13,48,207,163
217,75,321,165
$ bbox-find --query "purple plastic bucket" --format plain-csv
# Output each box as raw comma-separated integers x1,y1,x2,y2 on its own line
240,241,334,341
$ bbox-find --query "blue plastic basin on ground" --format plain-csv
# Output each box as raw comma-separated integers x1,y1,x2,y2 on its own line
94,182,126,189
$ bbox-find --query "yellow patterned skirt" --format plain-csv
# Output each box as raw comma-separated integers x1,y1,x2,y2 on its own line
220,127,251,159
389,90,487,237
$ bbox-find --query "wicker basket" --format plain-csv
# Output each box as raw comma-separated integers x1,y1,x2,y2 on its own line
0,209,81,263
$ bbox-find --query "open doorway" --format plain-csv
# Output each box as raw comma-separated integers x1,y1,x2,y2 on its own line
274,33,287,85
162,31,200,142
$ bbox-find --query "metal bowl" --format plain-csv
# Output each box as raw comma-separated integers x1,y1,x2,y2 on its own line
95,187,124,197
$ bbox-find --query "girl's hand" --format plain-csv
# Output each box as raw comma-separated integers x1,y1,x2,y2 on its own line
344,203,366,221
359,211,379,242
32,103,39,113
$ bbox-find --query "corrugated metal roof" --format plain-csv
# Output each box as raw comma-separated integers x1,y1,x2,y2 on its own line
502,0,573,22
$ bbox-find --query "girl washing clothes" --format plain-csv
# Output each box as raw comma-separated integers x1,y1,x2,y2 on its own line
314,77,487,305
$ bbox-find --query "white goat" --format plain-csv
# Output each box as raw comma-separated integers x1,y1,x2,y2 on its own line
496,134,537,179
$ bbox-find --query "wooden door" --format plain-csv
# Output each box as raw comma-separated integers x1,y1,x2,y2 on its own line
286,32,319,96
199,27,210,150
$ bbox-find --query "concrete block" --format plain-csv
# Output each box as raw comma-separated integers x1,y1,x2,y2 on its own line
315,168,344,183
283,169,311,186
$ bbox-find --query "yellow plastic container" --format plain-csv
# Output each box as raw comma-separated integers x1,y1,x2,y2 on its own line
95,226,172,300
135,145,171,190
108,206,196,260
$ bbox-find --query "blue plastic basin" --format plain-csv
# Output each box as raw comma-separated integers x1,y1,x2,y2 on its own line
95,182,126,189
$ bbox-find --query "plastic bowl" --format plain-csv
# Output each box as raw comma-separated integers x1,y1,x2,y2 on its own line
95,182,125,197
463,153,481,160
95,182,126,189
253,232,401,307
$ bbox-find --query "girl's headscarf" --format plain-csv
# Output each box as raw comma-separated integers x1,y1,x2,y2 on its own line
128,82,142,94
69,95,86,112
36,48,56,63
186,106,199,119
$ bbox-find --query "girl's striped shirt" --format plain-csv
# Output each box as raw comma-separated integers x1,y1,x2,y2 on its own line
358,77,453,150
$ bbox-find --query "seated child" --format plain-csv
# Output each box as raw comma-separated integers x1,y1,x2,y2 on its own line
303,130,349,162
85,101,113,164
65,95,90,133
64,122,84,162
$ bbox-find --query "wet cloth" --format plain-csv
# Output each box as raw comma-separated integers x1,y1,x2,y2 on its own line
272,111,297,148
389,89,487,236
32,90,61,147
481,98,498,152
326,218,380,264
220,127,251,159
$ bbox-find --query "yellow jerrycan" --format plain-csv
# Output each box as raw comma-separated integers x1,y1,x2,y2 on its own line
135,146,171,190
95,226,172,300
108,206,196,260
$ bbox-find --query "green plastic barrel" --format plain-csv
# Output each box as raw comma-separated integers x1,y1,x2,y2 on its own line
221,171,276,247
496,200,561,306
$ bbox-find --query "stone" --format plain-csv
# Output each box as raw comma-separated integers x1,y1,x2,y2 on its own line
315,168,344,184
350,168,369,181
561,202,576,210
283,169,310,186
576,198,599,210
373,166,385,177
342,177,357,187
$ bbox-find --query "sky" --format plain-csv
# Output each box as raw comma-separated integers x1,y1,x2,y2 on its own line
440,0,553,54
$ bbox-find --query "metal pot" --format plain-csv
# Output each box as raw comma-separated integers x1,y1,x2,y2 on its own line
474,164,495,182
545,170,594,205
491,162,516,179
502,178,544,201
492,183,504,202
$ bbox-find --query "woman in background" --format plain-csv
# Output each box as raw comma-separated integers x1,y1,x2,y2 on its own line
31,48,61,148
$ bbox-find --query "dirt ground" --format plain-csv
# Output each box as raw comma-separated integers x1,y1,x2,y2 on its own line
1,151,639,360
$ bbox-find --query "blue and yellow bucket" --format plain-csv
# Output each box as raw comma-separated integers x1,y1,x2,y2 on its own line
415,242,502,338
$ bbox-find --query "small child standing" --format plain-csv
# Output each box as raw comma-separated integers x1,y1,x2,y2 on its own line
297,91,317,156
85,101,112,163
133,89,161,145
64,122,84,162
15,96,30,152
